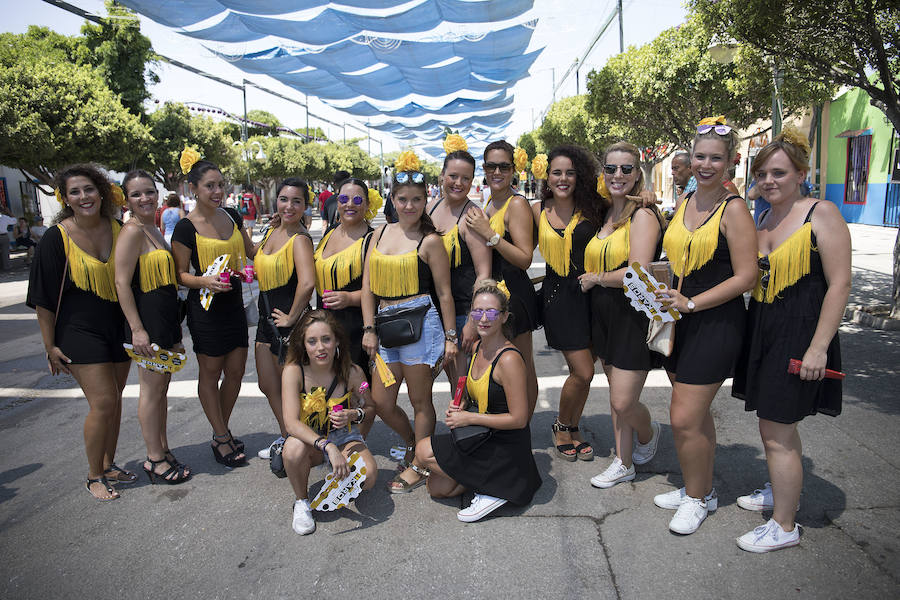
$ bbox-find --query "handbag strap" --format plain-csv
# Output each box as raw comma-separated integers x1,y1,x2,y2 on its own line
54,224,71,327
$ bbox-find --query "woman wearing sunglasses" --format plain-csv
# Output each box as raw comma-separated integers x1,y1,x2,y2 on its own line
361,152,458,493
731,127,849,552
652,117,758,534
253,178,316,461
579,142,667,488
415,280,541,522
314,178,378,393
428,139,492,388
531,145,604,462
465,140,541,416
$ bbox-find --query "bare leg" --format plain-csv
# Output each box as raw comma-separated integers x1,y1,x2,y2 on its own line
669,379,720,499
760,419,802,532
417,437,465,498
556,348,594,453
219,347,247,426
102,361,131,468
605,364,651,467
340,441,378,491
512,331,538,419
196,353,228,435
255,342,286,436
137,366,171,461
392,363,437,487
369,361,414,444
282,437,324,499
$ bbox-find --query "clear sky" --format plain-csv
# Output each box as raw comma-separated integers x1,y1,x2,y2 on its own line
3,0,687,154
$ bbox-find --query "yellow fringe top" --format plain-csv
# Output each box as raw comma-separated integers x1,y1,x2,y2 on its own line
662,198,728,278
369,246,419,298
138,249,177,293
585,220,631,274
489,196,512,238
752,222,814,303
440,225,463,269
466,353,492,414
59,220,121,302
300,387,352,434
538,210,582,276
314,228,365,296
255,229,297,292
196,223,246,273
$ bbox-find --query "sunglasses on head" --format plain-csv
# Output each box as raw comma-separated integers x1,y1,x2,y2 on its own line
395,171,425,184
697,124,733,135
337,194,364,205
603,164,635,175
484,162,513,173
469,308,503,321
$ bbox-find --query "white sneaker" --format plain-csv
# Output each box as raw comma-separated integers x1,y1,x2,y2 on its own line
654,487,718,512
457,494,507,523
292,499,316,535
737,482,800,512
258,436,286,460
590,457,635,489
632,421,661,465
668,495,708,535
736,518,800,553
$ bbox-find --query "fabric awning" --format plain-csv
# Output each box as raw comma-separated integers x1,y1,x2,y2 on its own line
836,128,873,138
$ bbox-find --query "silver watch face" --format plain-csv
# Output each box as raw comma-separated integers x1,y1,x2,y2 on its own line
687,300,695,311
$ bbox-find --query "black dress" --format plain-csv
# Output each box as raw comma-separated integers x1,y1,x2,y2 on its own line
26,223,128,364
488,195,540,337
733,203,841,423
432,346,542,505
254,230,313,354
662,197,745,384
430,199,477,317
171,208,248,357
126,249,182,350
539,214,595,351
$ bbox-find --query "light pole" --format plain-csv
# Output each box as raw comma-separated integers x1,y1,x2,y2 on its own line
232,140,266,187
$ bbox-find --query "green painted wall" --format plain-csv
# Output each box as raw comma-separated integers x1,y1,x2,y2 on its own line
826,86,894,185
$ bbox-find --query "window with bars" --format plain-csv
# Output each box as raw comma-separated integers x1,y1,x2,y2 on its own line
844,135,871,204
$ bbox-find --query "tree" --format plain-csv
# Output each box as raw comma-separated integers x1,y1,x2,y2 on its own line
0,31,150,189
246,109,281,138
517,131,539,158
79,1,158,117
537,95,619,155
690,0,900,318
145,102,237,190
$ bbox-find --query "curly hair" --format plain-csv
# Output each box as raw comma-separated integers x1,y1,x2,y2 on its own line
285,309,352,386
52,164,118,225
540,145,604,229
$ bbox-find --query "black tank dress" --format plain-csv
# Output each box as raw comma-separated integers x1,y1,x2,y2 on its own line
254,229,313,354
126,248,182,350
488,194,540,336
733,203,841,423
430,199,477,317
661,195,746,384
432,345,542,505
538,210,595,351
171,208,248,357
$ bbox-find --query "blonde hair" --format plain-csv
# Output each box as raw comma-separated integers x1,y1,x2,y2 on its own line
692,126,740,161
601,141,666,232
753,125,811,175
471,279,513,339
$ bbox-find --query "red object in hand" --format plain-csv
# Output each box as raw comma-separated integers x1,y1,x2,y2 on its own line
452,376,467,408
787,358,845,380
332,405,342,413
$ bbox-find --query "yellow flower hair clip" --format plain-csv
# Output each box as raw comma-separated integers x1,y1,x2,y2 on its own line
110,183,127,207
531,153,548,180
597,175,609,198
54,188,65,207
697,115,727,126
180,146,201,175
443,134,468,154
394,150,421,173
365,188,383,221
497,280,511,299
514,147,528,172
777,125,811,157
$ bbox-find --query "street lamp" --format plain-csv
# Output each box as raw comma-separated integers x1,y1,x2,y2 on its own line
232,140,266,186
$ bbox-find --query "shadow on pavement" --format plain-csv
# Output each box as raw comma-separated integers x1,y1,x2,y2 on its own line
0,462,42,504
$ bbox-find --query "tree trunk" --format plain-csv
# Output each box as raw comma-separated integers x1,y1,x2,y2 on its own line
892,225,900,319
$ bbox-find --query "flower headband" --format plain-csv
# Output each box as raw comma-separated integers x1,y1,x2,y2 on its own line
531,153,548,180
365,188,383,221
443,134,468,154
394,150,421,173
180,146,202,175
697,115,731,135
513,147,529,172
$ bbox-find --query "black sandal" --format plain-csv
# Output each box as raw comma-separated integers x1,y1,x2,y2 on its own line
551,419,577,462
85,476,120,501
144,457,191,485
104,463,138,484
164,450,191,477
566,425,594,461
211,434,247,468
228,429,245,453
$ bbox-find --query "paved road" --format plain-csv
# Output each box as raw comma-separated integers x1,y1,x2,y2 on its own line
0,219,897,599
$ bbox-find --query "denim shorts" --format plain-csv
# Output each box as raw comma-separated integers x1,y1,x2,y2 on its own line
327,426,364,447
378,295,444,366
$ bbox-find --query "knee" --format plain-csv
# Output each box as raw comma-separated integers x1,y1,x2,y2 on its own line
669,404,697,433
609,393,636,416
282,437,310,467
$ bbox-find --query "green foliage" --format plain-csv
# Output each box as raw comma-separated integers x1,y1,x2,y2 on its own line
537,95,619,155
0,35,150,186
517,131,538,158
145,102,237,190
690,0,900,133
246,109,281,138
79,1,157,117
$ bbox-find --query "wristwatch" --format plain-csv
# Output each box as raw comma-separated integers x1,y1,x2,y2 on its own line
686,299,696,313
445,329,458,343
486,232,501,247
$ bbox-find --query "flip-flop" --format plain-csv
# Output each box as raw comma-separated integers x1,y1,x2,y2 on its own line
85,477,120,501
103,463,138,484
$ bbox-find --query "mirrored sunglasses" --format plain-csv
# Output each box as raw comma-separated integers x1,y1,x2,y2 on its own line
603,164,635,175
338,194,364,205
395,171,425,184
696,124,732,135
469,308,503,321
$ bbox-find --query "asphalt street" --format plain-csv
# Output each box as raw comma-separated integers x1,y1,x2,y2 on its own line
0,215,897,599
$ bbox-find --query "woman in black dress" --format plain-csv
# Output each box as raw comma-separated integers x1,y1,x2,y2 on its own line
530,145,604,462
253,178,316,460
652,118,758,535
114,170,190,483
416,280,541,522
27,164,133,500
171,154,254,467
465,140,541,416
732,128,850,552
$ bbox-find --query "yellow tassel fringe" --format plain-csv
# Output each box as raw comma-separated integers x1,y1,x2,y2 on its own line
374,353,396,387
538,211,581,276
369,247,419,298
440,225,462,269
196,226,245,273
584,221,630,274
663,199,728,278
59,221,120,302
300,387,351,434
138,249,177,293
256,232,296,292
751,222,813,303
489,196,511,238
314,230,364,295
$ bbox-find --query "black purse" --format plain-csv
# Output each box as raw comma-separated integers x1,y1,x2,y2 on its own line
374,301,430,348
451,418,492,454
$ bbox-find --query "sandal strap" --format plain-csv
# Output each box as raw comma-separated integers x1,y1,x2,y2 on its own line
147,457,184,481
553,418,575,432
86,476,116,494
410,463,430,477
555,443,576,452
